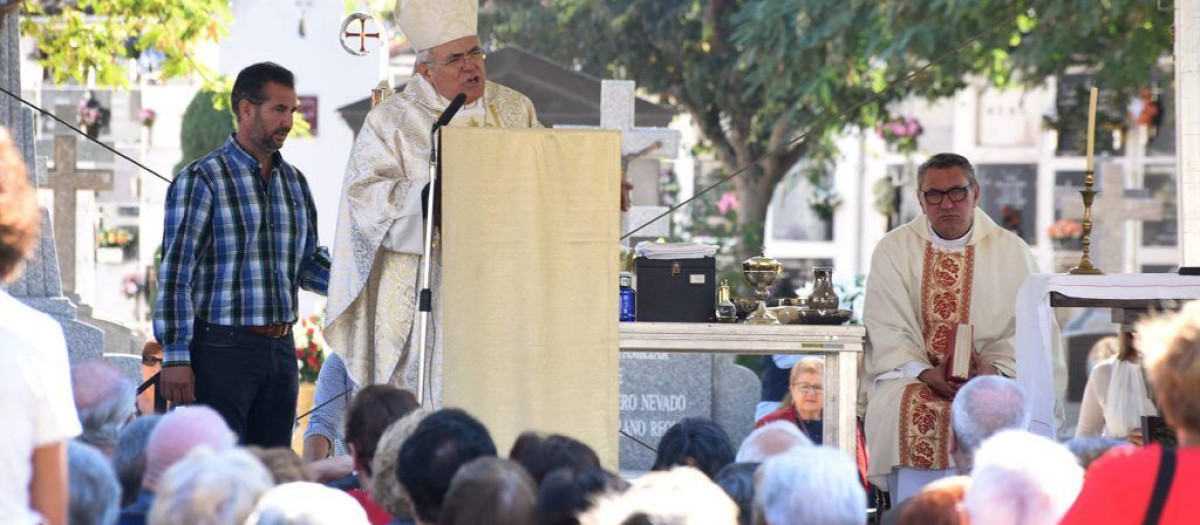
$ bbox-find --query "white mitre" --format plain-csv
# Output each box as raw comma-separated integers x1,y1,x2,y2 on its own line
394,0,478,51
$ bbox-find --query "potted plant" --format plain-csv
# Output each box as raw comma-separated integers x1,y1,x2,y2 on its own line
1047,218,1083,250
95,227,134,263
292,314,325,453
877,116,923,155
807,187,844,220
139,108,157,146
77,93,110,139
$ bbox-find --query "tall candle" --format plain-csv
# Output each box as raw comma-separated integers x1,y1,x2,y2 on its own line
1085,86,1098,173
378,21,391,85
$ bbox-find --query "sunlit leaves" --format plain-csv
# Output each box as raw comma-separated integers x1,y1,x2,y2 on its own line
20,0,231,89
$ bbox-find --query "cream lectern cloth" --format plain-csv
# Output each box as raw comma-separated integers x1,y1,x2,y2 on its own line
440,127,621,467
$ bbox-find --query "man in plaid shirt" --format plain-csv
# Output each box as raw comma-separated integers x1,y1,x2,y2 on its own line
153,62,330,447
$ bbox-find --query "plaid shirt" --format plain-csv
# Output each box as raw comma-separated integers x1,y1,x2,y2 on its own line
154,136,330,366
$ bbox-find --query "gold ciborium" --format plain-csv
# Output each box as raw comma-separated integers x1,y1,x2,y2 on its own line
743,253,782,325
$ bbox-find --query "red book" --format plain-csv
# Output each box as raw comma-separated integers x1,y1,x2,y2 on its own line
944,324,974,383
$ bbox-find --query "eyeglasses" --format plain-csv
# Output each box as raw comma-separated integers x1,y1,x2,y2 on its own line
920,186,971,205
436,47,487,69
791,383,823,394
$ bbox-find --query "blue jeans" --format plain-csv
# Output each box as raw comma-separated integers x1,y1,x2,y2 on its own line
191,319,298,447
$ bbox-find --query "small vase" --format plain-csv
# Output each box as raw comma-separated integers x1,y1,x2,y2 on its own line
808,266,840,312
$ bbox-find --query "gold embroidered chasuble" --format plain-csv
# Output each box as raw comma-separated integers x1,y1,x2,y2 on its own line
863,209,1037,490
325,74,540,393
897,245,973,470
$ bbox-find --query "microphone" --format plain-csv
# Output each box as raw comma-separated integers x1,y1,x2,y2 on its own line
435,93,468,129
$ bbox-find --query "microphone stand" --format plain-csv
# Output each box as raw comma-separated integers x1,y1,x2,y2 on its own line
414,93,466,407
415,124,440,407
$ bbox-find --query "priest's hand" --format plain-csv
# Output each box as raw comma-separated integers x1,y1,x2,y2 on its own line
971,352,998,377
918,362,960,400
621,179,634,212
1128,428,1145,447
160,365,196,404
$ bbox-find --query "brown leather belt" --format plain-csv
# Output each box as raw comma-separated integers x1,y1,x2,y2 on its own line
241,324,292,338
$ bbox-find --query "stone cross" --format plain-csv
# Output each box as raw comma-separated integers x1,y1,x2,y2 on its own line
599,80,680,239
46,135,113,296
1058,162,1164,273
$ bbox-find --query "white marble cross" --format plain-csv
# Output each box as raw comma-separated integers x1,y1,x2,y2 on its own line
600,80,680,159
1058,162,1164,273
601,81,679,239
46,135,113,296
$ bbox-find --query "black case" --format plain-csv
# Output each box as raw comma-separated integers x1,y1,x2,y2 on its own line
634,256,716,322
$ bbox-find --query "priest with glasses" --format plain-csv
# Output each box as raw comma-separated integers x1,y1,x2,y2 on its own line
861,153,1037,503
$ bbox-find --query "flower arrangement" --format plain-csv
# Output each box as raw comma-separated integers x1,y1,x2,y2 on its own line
78,100,102,126
96,227,134,248
877,116,923,154
717,191,739,215
138,108,157,128
77,94,110,138
1047,219,1083,241
294,315,326,382
121,273,143,300
807,187,844,220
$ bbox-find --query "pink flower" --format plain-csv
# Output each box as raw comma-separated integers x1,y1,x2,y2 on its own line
717,191,739,215
138,108,157,127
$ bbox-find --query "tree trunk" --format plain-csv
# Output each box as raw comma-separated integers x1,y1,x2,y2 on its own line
733,168,781,264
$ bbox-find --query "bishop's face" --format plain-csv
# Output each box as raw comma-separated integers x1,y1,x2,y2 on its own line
420,36,487,104
919,166,980,240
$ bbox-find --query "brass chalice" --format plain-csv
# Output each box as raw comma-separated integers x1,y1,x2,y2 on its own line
743,253,782,325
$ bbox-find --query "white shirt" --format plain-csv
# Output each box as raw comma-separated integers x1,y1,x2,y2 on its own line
0,292,81,525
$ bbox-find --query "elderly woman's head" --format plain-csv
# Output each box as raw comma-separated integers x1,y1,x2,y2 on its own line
0,127,39,283
788,357,824,420
1138,302,1200,441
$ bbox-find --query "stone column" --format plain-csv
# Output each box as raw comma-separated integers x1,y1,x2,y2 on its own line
0,3,105,363
1178,1,1200,271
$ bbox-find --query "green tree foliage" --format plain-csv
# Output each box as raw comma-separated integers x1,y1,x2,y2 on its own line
173,89,233,175
482,0,1171,259
21,0,230,90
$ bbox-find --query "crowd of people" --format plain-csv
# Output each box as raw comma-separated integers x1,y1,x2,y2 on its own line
13,298,1200,525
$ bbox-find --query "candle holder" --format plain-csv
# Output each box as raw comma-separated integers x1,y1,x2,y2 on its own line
1068,169,1103,275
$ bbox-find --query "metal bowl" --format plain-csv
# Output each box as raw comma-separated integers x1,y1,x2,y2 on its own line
792,308,853,325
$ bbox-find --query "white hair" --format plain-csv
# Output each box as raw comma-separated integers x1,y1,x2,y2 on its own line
951,376,1030,455
74,368,137,452
964,430,1083,525
68,441,121,525
246,482,370,525
147,447,273,525
754,446,865,525
579,467,738,525
736,421,812,463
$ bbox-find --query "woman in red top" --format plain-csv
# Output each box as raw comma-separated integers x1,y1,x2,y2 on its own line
1061,303,1200,525
755,357,824,444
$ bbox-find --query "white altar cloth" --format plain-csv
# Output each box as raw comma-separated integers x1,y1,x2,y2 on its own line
1015,273,1200,438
